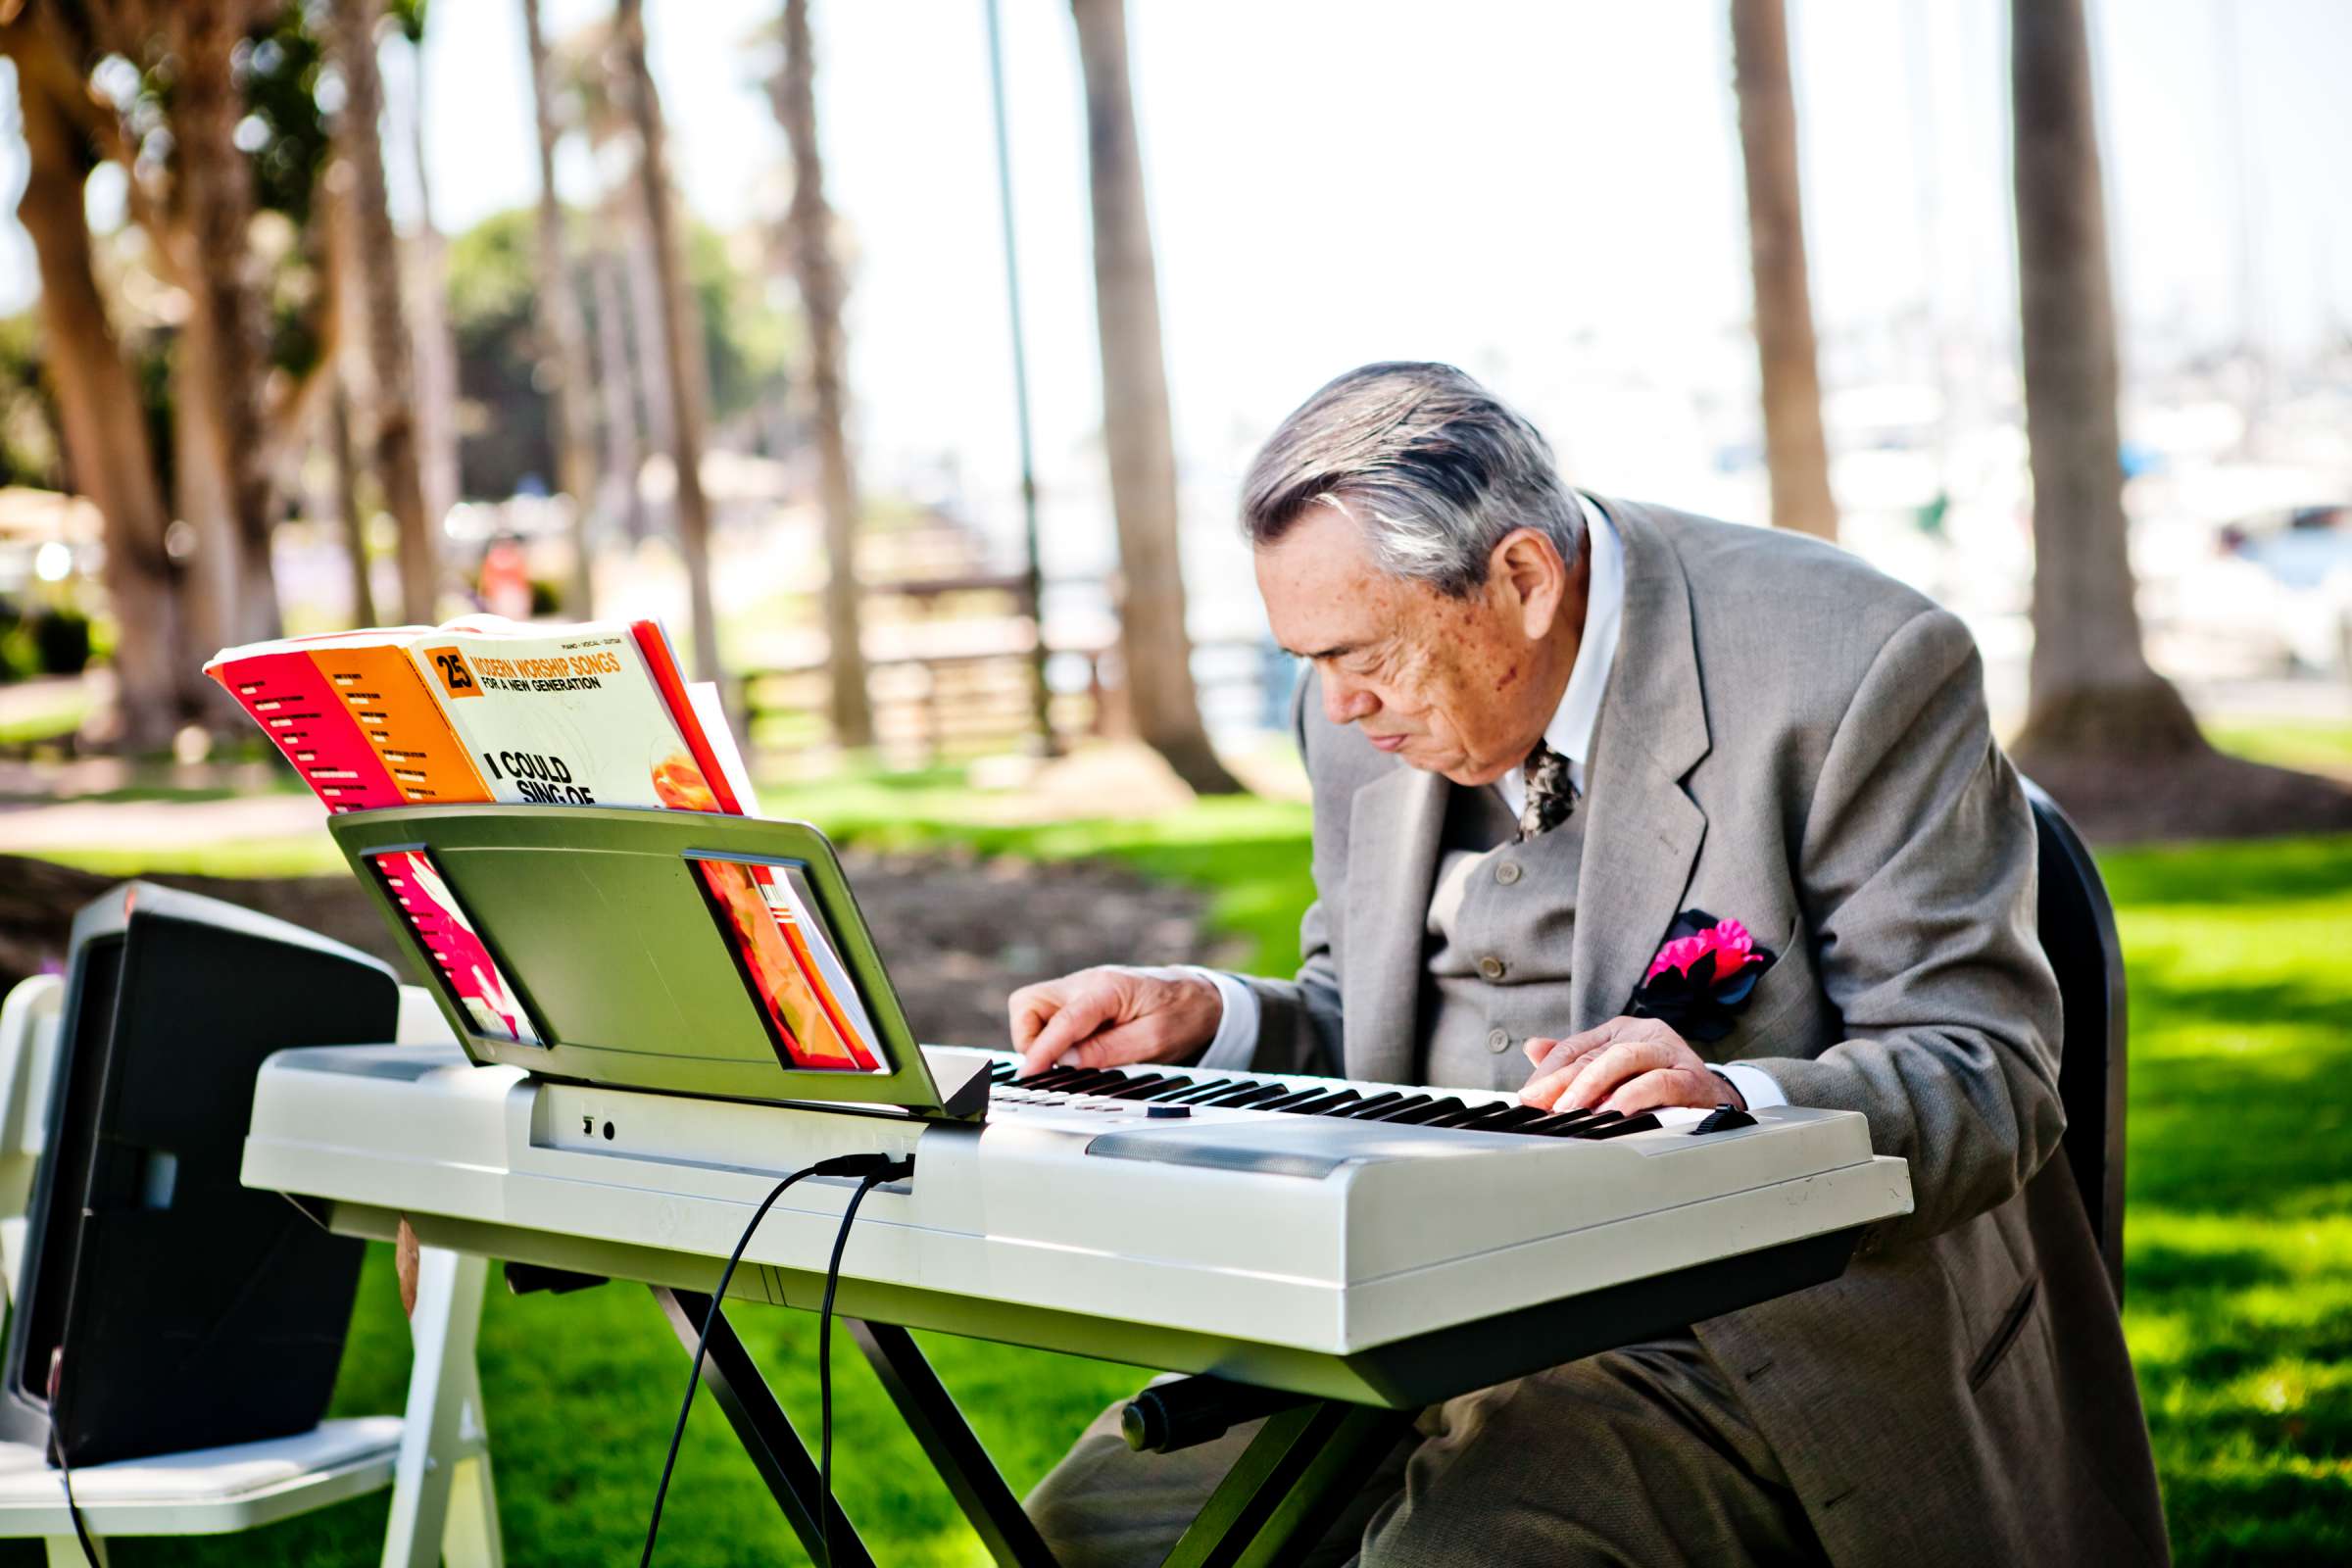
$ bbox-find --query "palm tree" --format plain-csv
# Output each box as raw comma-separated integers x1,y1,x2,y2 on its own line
397,16,463,547
1730,0,1838,542
590,246,648,542
0,7,187,747
1067,0,1242,795
771,0,874,750
612,0,722,688
157,0,284,649
326,0,436,623
2005,0,2350,837
520,0,602,614
2007,0,2197,761
327,382,379,627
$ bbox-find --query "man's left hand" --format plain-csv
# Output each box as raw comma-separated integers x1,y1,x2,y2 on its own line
1519,1016,1744,1114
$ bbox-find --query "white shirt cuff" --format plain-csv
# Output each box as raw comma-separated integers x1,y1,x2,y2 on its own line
1712,1061,1787,1110
1183,966,1262,1072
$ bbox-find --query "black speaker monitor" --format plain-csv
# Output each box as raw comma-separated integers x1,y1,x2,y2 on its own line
0,881,399,1465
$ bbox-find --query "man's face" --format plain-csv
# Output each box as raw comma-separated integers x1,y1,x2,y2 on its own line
1255,502,1580,786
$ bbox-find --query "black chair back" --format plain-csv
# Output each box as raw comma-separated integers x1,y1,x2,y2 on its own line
2020,778,2129,1299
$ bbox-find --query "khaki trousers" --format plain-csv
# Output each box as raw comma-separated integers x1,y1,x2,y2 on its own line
1024,1336,1825,1567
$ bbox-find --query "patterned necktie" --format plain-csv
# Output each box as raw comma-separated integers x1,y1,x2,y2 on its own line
1518,740,1576,841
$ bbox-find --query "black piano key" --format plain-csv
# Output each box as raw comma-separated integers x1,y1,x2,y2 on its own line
1348,1095,1438,1123
1166,1078,1243,1103
1100,1075,1177,1100
1378,1098,1467,1126
1474,1104,1553,1132
1200,1082,1290,1109
1320,1092,1406,1119
1420,1102,1513,1129
1133,1077,1220,1102
1255,1086,1337,1111
1276,1089,1361,1115
1049,1069,1129,1096
1515,1110,1609,1137
1579,1113,1662,1140
1019,1065,1092,1090
986,1059,1018,1081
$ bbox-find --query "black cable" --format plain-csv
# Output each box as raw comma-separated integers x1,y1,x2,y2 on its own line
46,1349,99,1567
640,1152,911,1568
640,1161,818,1567
817,1168,897,1568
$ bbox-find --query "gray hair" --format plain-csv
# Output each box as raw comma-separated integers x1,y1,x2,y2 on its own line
1239,363,1584,597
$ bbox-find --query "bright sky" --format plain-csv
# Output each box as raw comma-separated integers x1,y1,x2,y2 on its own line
3,0,2348,551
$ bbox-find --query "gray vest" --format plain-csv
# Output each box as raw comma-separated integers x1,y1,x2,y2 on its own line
1420,782,1587,1093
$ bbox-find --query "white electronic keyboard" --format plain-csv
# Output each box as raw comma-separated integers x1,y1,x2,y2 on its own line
244,1041,1912,1405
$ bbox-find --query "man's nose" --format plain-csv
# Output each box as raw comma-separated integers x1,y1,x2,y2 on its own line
1322,674,1377,727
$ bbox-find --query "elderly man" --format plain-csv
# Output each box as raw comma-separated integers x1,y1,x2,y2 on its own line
1011,364,2167,1566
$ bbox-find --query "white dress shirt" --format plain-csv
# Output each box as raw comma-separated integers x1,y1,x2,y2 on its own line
1187,498,1783,1109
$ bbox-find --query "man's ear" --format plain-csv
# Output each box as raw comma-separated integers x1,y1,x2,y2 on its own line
1489,528,1567,637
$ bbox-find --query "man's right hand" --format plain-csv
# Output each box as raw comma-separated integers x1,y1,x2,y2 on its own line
1007,965,1224,1078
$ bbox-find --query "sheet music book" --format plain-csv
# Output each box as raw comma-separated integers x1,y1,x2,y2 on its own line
211,616,882,1072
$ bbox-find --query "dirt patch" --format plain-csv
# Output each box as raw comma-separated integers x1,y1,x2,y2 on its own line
2018,748,2352,844
0,849,1236,1052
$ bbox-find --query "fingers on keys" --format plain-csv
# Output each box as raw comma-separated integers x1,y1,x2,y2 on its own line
1520,1018,1691,1111
1009,968,1214,1078
1010,973,1123,1076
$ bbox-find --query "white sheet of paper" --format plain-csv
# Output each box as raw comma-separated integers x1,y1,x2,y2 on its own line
687,681,764,816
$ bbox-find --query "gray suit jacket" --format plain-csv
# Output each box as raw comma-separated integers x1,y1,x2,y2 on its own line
1243,498,2168,1565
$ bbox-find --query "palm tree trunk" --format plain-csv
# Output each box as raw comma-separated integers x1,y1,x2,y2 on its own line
613,0,721,688
327,0,436,625
521,0,602,615
590,244,648,542
168,0,283,653
774,0,874,750
329,383,378,627
2007,0,2200,760
621,186,676,528
404,35,463,541
1068,0,1242,795
2,14,186,748
1731,0,1838,542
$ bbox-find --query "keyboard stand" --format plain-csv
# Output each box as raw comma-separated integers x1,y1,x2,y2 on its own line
625,1279,1415,1568
651,1287,878,1568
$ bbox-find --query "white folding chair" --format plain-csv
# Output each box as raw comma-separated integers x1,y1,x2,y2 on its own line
0,976,502,1567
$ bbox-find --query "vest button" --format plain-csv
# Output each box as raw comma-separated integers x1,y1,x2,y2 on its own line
1486,1028,1510,1054
1478,955,1506,981
1494,860,1523,886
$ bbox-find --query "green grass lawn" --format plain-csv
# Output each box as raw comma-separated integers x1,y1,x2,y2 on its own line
2201,717,2352,777
8,803,2348,1564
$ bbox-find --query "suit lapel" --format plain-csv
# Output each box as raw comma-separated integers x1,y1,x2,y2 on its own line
1569,498,1713,1030
1342,763,1447,1085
